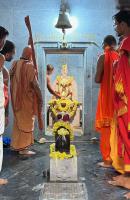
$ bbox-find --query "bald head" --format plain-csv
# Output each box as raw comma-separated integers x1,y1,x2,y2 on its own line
22,46,32,60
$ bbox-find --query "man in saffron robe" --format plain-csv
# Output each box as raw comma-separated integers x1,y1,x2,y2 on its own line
10,46,43,155
108,11,130,198
95,35,119,167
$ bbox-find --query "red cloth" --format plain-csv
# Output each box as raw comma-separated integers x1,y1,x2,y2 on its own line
113,35,130,171
117,113,130,172
114,36,130,132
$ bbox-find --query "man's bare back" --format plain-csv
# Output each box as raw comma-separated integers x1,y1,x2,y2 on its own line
47,71,60,98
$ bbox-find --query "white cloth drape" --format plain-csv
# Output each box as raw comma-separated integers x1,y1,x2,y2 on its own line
0,107,5,136
0,71,4,108
0,135,3,172
0,107,5,173
0,70,5,173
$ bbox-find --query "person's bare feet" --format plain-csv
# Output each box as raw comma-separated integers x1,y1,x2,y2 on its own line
108,175,130,189
112,174,124,181
124,192,130,199
97,161,112,168
19,150,36,155
0,178,8,185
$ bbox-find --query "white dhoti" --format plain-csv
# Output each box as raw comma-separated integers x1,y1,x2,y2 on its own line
0,135,3,172
0,107,5,172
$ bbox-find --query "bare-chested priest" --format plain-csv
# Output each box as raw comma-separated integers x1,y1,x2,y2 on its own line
46,64,61,98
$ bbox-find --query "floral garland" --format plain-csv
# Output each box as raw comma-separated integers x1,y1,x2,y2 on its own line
49,98,79,160
49,99,79,119
50,143,77,160
53,121,74,140
68,100,79,118
57,128,70,136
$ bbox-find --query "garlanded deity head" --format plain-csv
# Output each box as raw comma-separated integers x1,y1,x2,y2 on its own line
61,64,68,76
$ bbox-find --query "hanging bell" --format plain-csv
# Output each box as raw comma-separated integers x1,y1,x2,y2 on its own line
55,11,72,29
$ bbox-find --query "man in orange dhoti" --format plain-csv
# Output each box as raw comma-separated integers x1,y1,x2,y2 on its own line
108,11,130,198
95,35,119,167
10,46,43,155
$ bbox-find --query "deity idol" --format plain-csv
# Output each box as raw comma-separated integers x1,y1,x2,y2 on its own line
54,64,77,100
53,64,80,128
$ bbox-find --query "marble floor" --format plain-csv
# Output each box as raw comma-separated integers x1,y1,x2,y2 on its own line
0,135,127,200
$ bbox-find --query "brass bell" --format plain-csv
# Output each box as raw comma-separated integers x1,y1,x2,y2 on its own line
55,11,72,29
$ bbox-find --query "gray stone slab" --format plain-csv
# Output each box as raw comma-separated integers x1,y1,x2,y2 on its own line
39,182,88,200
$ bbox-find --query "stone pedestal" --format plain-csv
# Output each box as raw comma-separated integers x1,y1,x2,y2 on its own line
50,156,78,181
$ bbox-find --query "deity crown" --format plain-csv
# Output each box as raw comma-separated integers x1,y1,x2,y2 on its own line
62,64,68,70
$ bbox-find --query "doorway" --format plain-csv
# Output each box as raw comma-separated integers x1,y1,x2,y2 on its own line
45,49,85,136
35,41,98,138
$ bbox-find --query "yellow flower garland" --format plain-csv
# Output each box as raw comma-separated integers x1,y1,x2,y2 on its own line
50,143,77,160
49,99,79,158
57,128,70,136
49,99,79,118
68,100,79,118
53,121,74,140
